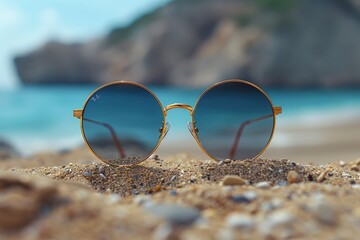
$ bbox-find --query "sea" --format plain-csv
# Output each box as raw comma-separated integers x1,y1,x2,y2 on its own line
1,85,360,155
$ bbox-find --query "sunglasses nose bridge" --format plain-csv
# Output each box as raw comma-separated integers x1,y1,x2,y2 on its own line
164,103,193,115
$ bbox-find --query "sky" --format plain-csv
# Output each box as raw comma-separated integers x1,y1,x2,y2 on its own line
0,0,171,89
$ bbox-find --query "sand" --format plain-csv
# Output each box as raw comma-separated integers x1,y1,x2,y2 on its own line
0,149,359,239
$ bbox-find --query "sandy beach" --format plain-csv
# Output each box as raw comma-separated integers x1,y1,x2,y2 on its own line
0,148,359,239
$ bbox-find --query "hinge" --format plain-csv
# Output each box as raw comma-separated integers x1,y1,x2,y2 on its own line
73,109,83,119
273,106,282,115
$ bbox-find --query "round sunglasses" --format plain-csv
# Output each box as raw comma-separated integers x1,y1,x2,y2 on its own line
73,80,282,166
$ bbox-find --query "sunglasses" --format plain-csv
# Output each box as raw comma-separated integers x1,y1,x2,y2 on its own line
73,79,282,166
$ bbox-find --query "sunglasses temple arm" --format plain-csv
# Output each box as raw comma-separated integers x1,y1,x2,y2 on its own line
82,118,126,159
229,114,274,159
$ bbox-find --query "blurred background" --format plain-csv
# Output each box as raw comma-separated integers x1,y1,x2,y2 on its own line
1,0,360,163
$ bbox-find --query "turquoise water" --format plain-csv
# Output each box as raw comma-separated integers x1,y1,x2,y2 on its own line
1,85,360,155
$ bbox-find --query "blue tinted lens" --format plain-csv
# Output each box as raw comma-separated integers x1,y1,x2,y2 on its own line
82,83,164,165
193,81,274,160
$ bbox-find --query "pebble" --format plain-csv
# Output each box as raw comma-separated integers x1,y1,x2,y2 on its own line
98,166,105,174
145,204,200,225
342,172,351,178
276,180,288,187
259,210,295,234
309,201,337,225
231,195,251,204
242,191,258,201
223,159,232,164
356,159,360,165
221,176,247,186
154,185,161,193
270,211,295,226
169,190,177,196
106,194,121,205
217,161,224,166
287,171,302,184
226,214,254,229
134,195,152,206
255,181,272,189
350,165,359,172
190,176,197,183
339,161,346,167
170,176,176,182
83,171,92,177
317,171,327,183
99,173,107,180
261,199,282,212
207,166,216,171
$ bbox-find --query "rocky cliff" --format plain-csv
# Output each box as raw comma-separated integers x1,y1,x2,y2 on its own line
14,0,360,87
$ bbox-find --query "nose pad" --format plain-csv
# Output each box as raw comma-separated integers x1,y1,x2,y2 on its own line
159,122,170,139
164,122,170,138
187,122,197,139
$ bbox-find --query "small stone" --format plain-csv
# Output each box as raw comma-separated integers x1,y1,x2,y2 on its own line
276,180,287,187
350,165,359,172
309,202,337,225
342,172,351,178
242,191,257,201
217,161,224,166
231,195,251,204
106,194,121,205
145,204,200,225
98,166,105,174
255,181,271,189
317,171,328,183
223,159,232,164
170,176,176,182
339,161,346,167
207,166,216,171
99,173,107,180
261,202,274,212
169,190,177,196
226,214,254,229
154,185,162,193
287,171,302,184
190,176,197,183
261,199,282,212
261,210,295,232
83,171,92,177
134,195,152,206
222,176,247,186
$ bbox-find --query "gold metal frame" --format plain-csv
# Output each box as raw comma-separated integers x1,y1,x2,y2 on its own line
73,79,282,166
191,79,281,162
74,81,167,167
